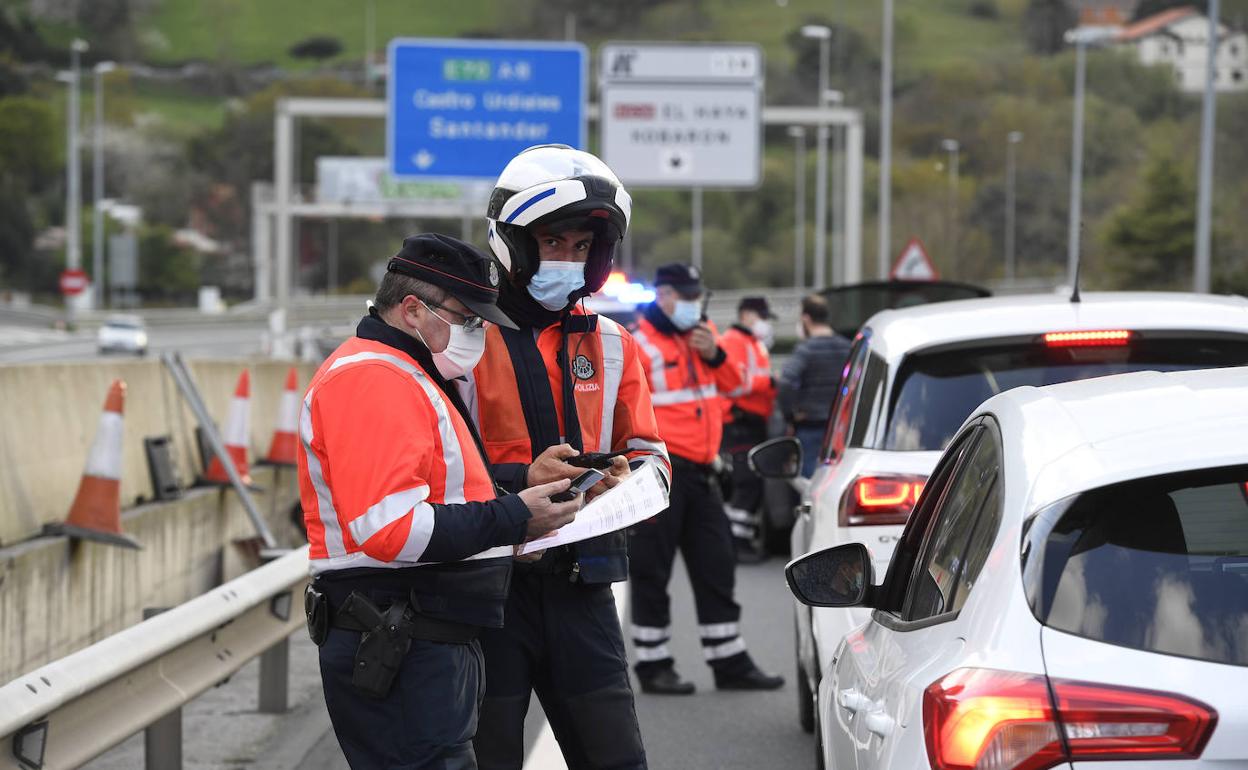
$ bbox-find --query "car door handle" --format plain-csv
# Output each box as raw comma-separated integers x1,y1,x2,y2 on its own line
864,709,895,737
837,688,868,713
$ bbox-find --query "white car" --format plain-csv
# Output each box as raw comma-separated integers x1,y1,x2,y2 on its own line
97,315,148,355
749,291,1248,745
785,365,1248,769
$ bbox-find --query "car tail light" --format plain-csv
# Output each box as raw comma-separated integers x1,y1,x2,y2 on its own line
924,668,1218,770
1043,330,1132,347
839,474,926,526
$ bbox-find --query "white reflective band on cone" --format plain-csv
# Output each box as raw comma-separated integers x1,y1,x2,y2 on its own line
83,411,124,480
277,389,300,432
223,395,251,446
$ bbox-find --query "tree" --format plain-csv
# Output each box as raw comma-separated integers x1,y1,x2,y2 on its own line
1023,0,1076,55
137,225,201,302
1103,155,1195,289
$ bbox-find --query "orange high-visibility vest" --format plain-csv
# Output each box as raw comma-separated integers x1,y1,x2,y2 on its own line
299,337,501,575
719,325,776,422
632,316,745,465
463,309,670,483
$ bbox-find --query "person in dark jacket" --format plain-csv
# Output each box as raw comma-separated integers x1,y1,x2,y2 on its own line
778,294,851,477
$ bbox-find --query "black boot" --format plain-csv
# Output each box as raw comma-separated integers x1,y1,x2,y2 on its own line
637,666,696,695
715,657,785,691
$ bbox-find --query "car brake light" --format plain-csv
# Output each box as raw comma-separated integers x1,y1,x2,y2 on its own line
924,668,1218,770
1043,330,1132,347
840,474,926,526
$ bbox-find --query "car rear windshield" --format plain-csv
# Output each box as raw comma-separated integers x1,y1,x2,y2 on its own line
883,336,1248,451
1023,465,1248,667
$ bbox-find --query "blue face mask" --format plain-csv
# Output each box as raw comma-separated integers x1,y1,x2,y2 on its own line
669,299,702,331
527,261,586,311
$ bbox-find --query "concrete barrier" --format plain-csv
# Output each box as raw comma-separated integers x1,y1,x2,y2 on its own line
0,464,304,685
0,359,317,546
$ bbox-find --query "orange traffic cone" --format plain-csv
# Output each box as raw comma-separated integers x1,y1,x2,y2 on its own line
204,369,253,486
264,367,300,466
47,380,140,548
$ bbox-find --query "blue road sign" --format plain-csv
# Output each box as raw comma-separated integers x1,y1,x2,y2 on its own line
387,39,587,180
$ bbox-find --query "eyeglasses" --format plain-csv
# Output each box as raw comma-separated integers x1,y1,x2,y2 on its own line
421,298,485,331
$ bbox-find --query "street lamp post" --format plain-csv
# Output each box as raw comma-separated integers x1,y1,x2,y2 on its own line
788,126,807,289
65,39,88,287
878,0,894,278
92,61,115,310
1194,0,1220,293
1064,27,1115,289
941,138,960,278
1005,130,1023,283
802,25,832,289
826,89,845,286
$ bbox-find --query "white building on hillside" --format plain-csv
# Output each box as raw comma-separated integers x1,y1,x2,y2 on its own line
1115,5,1248,93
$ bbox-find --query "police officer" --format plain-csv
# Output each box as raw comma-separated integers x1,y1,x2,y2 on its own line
298,234,580,769
628,265,786,695
719,296,777,562
463,145,670,770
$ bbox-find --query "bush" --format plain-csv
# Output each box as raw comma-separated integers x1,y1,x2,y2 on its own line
289,36,343,61
969,0,1000,19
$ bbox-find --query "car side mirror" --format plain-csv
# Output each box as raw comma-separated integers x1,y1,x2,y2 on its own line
785,543,875,608
748,437,802,480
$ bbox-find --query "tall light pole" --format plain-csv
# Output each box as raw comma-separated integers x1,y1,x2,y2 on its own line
788,126,807,289
941,138,960,277
878,0,894,278
1005,130,1023,283
1064,27,1115,289
826,89,845,286
1194,0,1220,293
802,25,832,289
92,61,115,310
65,39,88,283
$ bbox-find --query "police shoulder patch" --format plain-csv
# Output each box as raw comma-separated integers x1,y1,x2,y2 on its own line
572,354,595,380
488,261,500,287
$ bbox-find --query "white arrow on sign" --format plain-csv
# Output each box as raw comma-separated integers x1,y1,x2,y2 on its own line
412,150,435,170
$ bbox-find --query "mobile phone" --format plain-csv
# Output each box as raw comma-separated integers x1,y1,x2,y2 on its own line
566,450,629,470
550,469,607,503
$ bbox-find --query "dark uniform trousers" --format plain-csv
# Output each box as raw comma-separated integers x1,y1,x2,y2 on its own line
628,455,752,677
722,410,769,542
318,583,484,770
474,564,646,770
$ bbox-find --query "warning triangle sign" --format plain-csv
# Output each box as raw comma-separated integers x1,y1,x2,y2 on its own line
890,238,939,281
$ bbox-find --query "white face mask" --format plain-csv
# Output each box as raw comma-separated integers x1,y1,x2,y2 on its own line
527,261,586,311
751,319,774,350
415,301,487,380
669,299,702,331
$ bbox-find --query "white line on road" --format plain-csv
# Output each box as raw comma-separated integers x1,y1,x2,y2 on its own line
521,581,630,770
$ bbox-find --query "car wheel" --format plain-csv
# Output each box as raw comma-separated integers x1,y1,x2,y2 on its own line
795,618,814,733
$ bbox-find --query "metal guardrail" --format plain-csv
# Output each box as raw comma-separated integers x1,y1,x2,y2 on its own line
0,546,309,770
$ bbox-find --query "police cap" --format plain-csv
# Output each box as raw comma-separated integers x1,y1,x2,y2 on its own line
738,296,775,319
387,233,517,329
654,263,704,299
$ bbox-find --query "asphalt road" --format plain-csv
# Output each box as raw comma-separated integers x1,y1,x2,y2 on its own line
0,323,270,363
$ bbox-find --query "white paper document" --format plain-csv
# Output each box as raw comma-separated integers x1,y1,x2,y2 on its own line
518,462,669,555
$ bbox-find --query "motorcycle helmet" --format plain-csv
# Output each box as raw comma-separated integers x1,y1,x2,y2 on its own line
485,144,631,300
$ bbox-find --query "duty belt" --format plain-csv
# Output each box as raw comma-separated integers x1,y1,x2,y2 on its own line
321,588,479,644
514,545,576,577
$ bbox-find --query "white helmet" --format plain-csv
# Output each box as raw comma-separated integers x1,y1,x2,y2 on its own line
486,144,632,296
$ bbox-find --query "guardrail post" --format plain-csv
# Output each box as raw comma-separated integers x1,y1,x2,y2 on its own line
258,638,290,713
143,608,182,770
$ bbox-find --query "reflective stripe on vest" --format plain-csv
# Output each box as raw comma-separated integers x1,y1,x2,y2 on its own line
650,383,717,406
597,316,626,453
631,327,668,393
725,343,759,398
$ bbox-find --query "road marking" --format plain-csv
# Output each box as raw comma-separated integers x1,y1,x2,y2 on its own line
521,581,629,770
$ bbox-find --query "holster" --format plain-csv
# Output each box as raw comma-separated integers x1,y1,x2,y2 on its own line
304,584,329,646
337,591,415,700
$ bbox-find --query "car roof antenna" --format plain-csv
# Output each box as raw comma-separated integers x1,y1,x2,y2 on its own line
1069,230,1082,305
